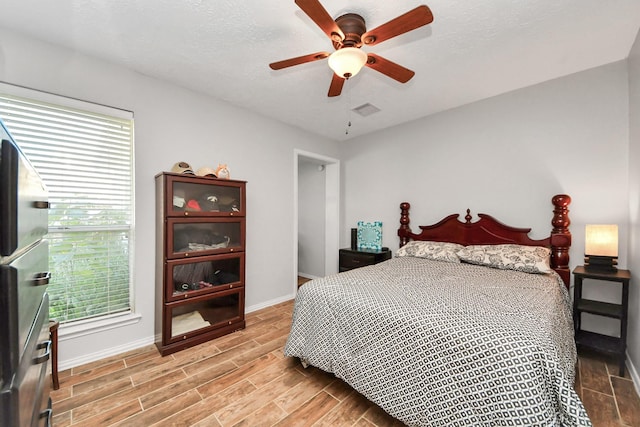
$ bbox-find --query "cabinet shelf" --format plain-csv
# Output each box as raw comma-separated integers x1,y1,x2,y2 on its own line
572,266,630,377
575,330,622,354
156,173,247,356
575,299,623,319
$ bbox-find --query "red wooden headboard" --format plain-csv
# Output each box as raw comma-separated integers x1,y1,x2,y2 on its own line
397,194,572,288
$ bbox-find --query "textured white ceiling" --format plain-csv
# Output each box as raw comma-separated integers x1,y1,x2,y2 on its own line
1,0,639,141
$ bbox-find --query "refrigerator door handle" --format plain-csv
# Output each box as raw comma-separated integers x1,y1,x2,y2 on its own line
32,271,51,286
40,398,53,427
34,339,52,364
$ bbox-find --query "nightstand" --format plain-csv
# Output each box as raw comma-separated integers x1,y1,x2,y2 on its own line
339,248,392,272
572,266,631,376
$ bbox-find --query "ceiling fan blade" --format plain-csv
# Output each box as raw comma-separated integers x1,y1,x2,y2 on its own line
365,53,415,83
361,5,433,46
328,73,345,97
269,52,330,70
295,0,344,42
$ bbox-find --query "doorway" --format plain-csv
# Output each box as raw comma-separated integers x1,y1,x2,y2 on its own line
293,150,340,294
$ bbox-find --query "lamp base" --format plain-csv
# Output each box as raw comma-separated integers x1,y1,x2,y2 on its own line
584,255,618,272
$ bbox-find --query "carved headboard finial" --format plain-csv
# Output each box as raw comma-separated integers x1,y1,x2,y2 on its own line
464,209,472,223
551,194,571,233
399,202,411,247
550,194,572,287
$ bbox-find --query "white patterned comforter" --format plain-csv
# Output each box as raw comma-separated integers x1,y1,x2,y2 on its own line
284,257,592,426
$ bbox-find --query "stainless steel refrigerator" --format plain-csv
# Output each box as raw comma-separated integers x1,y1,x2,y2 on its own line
0,119,51,426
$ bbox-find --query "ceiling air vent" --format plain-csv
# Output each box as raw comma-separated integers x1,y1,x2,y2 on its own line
352,103,380,117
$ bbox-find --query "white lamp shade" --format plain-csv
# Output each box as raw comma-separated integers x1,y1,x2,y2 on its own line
585,224,618,257
328,47,368,78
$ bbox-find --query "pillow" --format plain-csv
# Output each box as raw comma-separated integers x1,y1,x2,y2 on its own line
396,241,464,263
456,244,552,274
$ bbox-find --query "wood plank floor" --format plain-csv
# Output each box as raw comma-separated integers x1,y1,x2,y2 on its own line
51,299,640,427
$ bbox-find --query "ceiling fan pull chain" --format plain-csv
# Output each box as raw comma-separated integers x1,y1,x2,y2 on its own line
345,81,352,134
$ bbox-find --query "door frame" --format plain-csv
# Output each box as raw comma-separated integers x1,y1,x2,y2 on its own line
293,149,340,294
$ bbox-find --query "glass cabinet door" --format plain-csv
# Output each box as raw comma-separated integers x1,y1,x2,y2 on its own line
165,175,245,217
166,253,244,302
166,289,243,342
167,218,245,259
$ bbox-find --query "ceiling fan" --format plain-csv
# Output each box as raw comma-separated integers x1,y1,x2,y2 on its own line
269,0,434,97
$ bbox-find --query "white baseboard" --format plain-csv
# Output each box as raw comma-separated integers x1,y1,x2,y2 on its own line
627,352,640,395
297,273,321,280
246,294,295,313
58,335,155,371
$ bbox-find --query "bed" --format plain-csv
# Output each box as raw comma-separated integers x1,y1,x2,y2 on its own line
284,194,592,426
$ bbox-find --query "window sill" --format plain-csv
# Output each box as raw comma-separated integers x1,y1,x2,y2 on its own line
58,312,142,341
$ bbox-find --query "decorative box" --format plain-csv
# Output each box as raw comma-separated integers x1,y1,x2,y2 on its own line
357,221,383,250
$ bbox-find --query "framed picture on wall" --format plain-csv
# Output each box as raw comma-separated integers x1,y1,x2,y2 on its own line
357,221,382,250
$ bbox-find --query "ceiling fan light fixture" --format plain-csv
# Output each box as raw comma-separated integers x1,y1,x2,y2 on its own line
328,47,368,79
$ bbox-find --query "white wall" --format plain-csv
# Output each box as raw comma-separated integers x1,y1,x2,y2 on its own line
0,28,340,368
341,61,636,379
627,29,640,388
298,160,326,278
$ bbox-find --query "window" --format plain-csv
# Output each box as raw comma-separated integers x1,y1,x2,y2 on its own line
0,85,134,323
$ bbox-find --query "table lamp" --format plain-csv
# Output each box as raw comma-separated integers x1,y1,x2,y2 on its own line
584,224,618,272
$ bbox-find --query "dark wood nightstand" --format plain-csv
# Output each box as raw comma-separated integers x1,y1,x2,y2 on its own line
339,248,392,272
572,266,631,376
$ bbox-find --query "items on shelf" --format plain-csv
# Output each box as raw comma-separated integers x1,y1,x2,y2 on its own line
172,191,238,213
174,226,231,251
169,161,231,180
196,166,217,178
173,262,240,293
215,164,230,179
172,311,210,336
171,161,195,175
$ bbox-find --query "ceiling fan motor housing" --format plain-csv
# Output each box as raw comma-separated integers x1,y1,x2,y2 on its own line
333,13,367,49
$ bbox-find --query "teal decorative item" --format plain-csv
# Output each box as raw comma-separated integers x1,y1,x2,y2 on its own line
357,221,383,250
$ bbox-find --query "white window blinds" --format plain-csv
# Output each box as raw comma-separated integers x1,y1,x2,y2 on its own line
0,88,134,323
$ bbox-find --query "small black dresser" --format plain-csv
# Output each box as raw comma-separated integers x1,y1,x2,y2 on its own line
339,248,392,272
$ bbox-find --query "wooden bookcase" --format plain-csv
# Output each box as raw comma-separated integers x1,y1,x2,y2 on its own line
155,172,246,356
